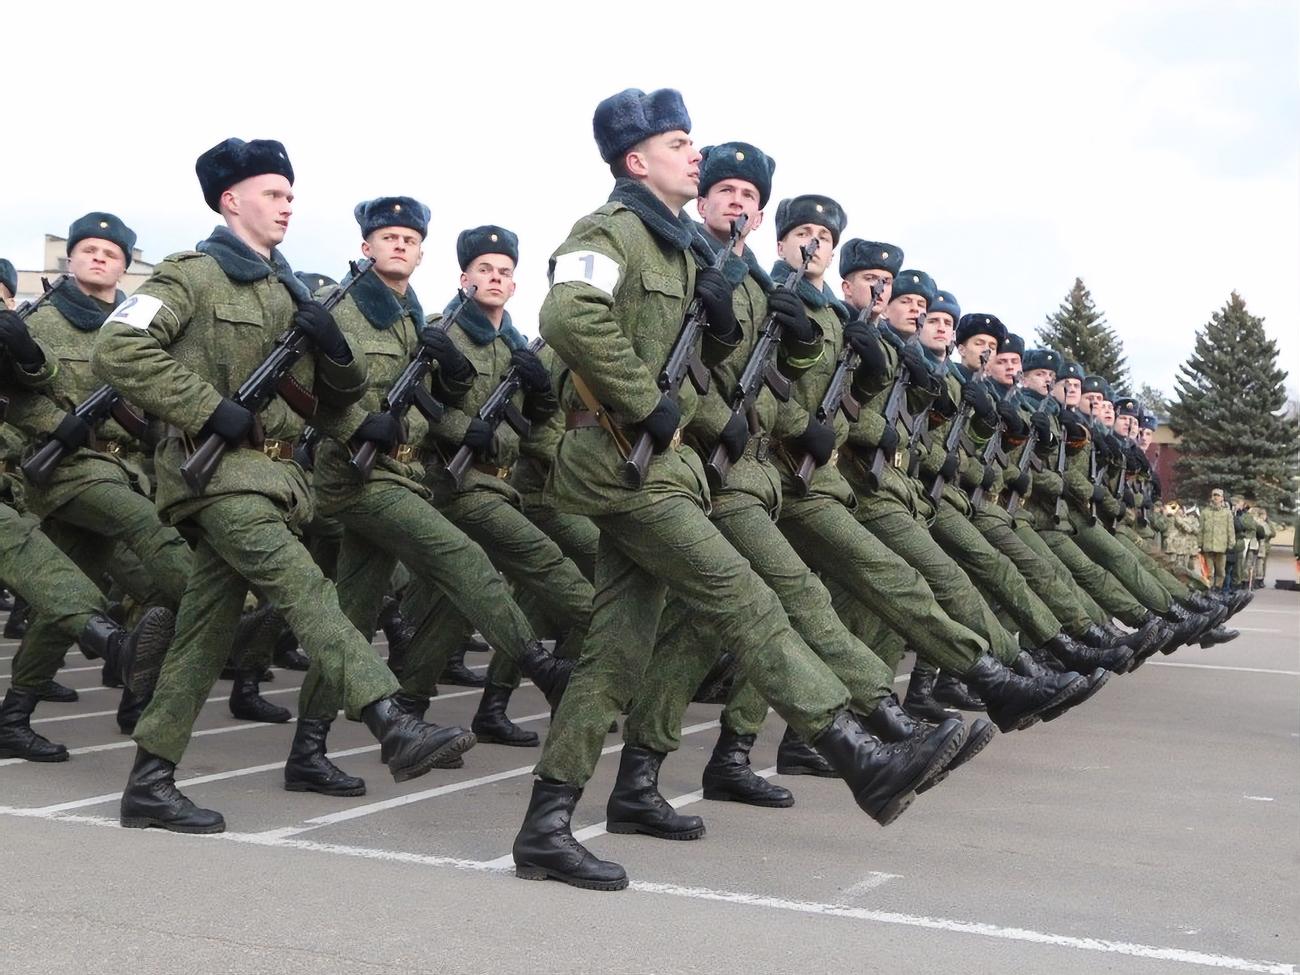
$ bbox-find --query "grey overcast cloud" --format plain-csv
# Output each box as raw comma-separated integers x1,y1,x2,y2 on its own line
5,0,1296,398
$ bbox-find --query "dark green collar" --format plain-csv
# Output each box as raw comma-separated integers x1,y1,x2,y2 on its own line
49,279,124,331
443,294,526,351
196,225,309,300
694,223,774,292
348,266,423,331
771,259,847,321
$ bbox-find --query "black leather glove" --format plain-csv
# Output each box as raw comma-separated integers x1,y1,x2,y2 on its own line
844,320,886,378
1011,470,1032,495
200,398,255,447
997,398,1029,436
419,327,475,382
938,452,961,482
1115,502,1128,520
355,411,401,451
961,380,996,424
1064,417,1088,441
899,343,933,387
638,395,681,454
981,466,998,491
877,424,900,458
718,411,750,463
1122,488,1136,507
461,417,493,454
1091,483,1108,503
792,417,836,466
0,311,45,370
693,267,740,342
767,287,815,344
51,412,91,451
1030,410,1053,441
293,301,351,363
510,348,550,394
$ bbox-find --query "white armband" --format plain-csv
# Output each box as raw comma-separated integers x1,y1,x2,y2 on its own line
551,250,621,296
105,293,166,330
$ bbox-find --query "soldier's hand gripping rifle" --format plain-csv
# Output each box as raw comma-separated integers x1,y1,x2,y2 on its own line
349,284,478,479
444,335,546,489
864,322,925,491
969,372,1020,507
21,384,148,487
704,239,819,490
180,259,373,494
926,348,992,505
790,279,888,496
0,275,69,422
1005,392,1053,516
622,215,748,488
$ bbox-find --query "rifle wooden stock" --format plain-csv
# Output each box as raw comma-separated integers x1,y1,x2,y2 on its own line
445,336,545,489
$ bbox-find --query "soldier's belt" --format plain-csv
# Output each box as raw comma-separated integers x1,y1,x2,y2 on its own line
744,434,772,464
258,439,295,461
90,437,126,455
566,410,681,450
388,443,415,464
471,462,512,479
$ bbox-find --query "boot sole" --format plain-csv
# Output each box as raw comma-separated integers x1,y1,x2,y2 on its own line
471,732,540,747
944,721,998,775
284,780,366,797
999,675,1089,733
606,821,706,841
440,677,487,687
120,815,225,834
390,730,477,783
125,608,177,698
775,763,837,778
229,709,292,724
873,789,916,827
701,786,795,809
1042,671,1108,721
514,864,629,891
0,748,68,763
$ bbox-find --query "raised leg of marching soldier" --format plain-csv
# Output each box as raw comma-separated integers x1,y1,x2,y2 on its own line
0,502,173,761
1113,527,1237,647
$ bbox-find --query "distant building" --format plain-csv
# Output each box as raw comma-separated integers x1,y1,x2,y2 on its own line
11,234,155,301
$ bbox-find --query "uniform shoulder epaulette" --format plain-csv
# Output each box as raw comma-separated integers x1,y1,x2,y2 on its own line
166,250,207,263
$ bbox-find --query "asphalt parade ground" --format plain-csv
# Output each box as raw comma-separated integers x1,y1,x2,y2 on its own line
1,561,1297,974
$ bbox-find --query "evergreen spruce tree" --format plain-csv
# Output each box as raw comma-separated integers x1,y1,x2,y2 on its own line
1168,291,1299,512
1037,278,1130,389
1135,383,1170,418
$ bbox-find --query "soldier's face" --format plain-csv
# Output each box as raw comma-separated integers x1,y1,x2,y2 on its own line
989,351,1021,384
1115,415,1135,437
1081,391,1104,416
1052,377,1082,406
460,254,517,311
68,238,127,292
777,224,834,281
1098,400,1115,425
1022,368,1053,394
1138,428,1154,448
921,312,953,353
841,269,892,314
886,293,927,335
697,180,763,241
223,174,294,250
362,227,424,283
957,333,997,369
0,284,11,310
627,131,700,210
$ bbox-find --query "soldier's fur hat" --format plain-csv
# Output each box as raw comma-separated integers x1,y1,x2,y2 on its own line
955,312,1006,350
930,290,960,324
0,259,16,298
457,225,519,271
67,212,136,267
295,271,337,294
1023,348,1062,374
1057,360,1085,383
889,268,937,305
839,240,903,278
697,142,776,208
354,197,430,239
1082,375,1113,399
1003,331,1026,358
593,88,691,165
196,138,294,212
774,195,847,245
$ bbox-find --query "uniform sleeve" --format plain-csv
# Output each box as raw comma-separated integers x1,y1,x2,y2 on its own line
91,258,224,436
1,337,65,439
540,217,662,424
313,332,367,410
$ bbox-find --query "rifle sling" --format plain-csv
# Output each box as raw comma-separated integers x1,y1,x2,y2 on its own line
568,371,632,459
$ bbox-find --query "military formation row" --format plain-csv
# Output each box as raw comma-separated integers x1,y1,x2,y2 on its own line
0,86,1254,894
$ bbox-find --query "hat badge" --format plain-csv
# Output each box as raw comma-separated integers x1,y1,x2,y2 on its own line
735,150,745,161
490,233,499,242
815,204,825,213
882,250,889,258
393,203,402,212
99,221,109,229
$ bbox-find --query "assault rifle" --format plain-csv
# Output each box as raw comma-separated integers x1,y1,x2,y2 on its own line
926,349,992,505
21,385,148,487
703,238,818,490
969,373,1020,507
181,259,372,494
350,284,478,479
0,276,68,422
790,279,887,496
1005,392,1054,516
865,323,925,491
445,335,546,489
622,215,748,488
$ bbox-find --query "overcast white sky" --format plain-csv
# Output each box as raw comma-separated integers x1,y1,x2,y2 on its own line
6,0,1297,399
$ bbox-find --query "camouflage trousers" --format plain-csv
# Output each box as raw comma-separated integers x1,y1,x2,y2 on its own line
134,492,399,765
535,494,850,788
624,490,893,756
1067,511,1173,614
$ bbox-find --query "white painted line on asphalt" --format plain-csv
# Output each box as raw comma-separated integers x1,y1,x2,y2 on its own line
258,719,723,840
842,872,905,897
1238,609,1298,616
0,663,102,679
1243,796,1275,802
1,808,1293,975
28,684,301,726
1233,628,1284,634
1147,662,1300,676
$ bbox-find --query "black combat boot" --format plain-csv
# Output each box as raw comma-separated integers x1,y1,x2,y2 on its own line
1196,626,1240,649
901,666,960,723
361,696,475,783
513,779,628,890
0,688,68,761
120,747,225,833
78,608,175,698
284,718,366,796
1077,623,1124,649
606,746,706,840
692,652,738,705
962,653,1088,733
34,680,79,703
518,640,573,707
472,684,539,746
272,618,310,671
1043,632,1133,673
440,643,485,687
864,695,991,793
3,596,29,639
228,670,291,723
701,726,793,807
379,596,412,677
386,691,463,769
117,688,148,734
932,672,987,711
1014,650,1108,715
776,725,836,776
0,587,13,611
810,711,961,826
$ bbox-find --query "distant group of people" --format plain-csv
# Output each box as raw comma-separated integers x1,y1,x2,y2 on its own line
1162,491,1278,591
